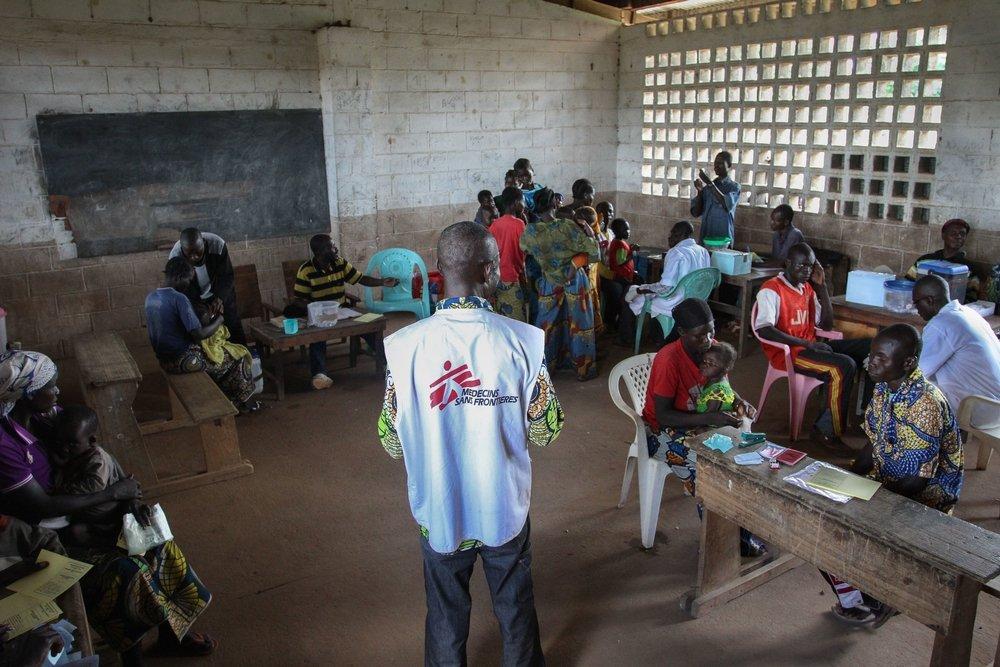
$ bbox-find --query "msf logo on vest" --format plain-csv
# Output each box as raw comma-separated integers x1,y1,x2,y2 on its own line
429,361,519,411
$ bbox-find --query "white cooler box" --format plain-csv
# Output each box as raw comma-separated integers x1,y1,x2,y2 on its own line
710,249,752,276
846,270,895,307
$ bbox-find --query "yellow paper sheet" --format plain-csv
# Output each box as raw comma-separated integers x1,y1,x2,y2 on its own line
7,550,91,600
0,592,60,639
805,467,881,501
355,312,384,323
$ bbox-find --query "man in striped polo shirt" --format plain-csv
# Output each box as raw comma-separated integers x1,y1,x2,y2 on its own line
294,234,398,390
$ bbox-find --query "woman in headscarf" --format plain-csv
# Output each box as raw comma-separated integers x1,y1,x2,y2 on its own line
0,350,216,666
520,188,601,381
573,206,605,335
640,300,765,556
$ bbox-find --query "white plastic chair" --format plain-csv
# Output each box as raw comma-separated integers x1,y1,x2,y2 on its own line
750,303,843,441
609,353,672,548
957,395,1000,470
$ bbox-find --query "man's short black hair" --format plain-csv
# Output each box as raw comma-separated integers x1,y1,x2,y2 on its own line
716,150,733,166
513,157,531,171
772,204,795,223
477,190,493,202
438,221,493,274
671,220,694,236
505,169,518,180
55,404,98,440
179,227,201,244
164,256,192,282
786,242,814,263
571,178,594,200
877,323,922,359
500,186,523,210
309,233,331,256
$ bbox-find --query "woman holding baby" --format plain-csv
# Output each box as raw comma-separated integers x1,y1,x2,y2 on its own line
0,350,215,666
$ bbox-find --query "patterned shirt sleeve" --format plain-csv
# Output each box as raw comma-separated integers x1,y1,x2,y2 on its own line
527,364,564,447
377,370,403,459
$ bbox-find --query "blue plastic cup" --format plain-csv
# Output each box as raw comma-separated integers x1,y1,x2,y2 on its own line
283,318,299,335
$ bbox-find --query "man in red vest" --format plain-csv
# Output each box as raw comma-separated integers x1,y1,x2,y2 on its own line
753,243,871,448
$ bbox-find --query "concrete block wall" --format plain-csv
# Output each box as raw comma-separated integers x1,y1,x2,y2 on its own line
616,0,1000,276
318,0,620,267
0,1,335,356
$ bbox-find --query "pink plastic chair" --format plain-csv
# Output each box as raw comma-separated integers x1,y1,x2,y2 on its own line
750,303,843,441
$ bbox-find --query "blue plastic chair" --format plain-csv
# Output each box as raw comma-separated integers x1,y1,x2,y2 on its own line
633,267,721,354
363,248,431,320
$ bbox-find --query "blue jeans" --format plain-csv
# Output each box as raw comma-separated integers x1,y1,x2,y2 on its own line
308,334,384,376
420,518,544,667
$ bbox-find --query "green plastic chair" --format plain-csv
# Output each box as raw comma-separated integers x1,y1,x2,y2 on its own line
633,267,721,354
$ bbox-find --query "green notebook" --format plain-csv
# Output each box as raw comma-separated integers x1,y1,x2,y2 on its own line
805,467,881,501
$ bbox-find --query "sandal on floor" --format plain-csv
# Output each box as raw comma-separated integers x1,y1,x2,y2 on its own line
155,631,218,657
831,603,875,626
870,605,899,629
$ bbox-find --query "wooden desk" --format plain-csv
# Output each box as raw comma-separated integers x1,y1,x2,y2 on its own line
635,246,668,284
831,295,1000,335
687,426,1000,666
708,268,781,359
246,315,387,400
73,332,156,487
76,332,254,495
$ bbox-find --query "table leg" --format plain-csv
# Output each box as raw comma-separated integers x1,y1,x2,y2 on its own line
737,283,753,359
929,576,979,667
275,351,286,402
686,506,802,618
350,336,359,368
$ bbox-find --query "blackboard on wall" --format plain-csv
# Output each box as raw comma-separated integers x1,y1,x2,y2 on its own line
37,109,329,257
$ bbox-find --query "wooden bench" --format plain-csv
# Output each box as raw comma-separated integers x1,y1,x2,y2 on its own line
74,332,253,495
138,366,254,494
687,426,1000,666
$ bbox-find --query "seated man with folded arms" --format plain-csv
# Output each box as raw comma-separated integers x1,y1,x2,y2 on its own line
822,324,963,627
913,274,1000,430
755,204,805,268
293,234,398,390
753,243,870,448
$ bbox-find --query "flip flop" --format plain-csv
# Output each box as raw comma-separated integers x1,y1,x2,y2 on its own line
831,604,875,625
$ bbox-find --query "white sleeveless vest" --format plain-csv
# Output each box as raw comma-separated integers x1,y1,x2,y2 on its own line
384,305,545,554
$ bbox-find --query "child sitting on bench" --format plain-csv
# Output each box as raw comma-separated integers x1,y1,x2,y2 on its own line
48,405,149,547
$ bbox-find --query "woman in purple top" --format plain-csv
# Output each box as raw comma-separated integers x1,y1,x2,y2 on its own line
0,351,217,666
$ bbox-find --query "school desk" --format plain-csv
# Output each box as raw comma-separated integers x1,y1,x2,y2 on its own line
684,426,1000,666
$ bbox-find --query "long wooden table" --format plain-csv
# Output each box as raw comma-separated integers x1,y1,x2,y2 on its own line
831,295,1000,335
686,426,1000,666
708,268,781,359
246,315,388,400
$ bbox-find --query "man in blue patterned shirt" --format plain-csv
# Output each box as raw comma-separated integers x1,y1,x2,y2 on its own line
822,324,963,627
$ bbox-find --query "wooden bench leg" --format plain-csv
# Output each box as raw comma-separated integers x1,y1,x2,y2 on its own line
201,415,242,470
85,382,158,488
349,336,359,368
930,576,979,666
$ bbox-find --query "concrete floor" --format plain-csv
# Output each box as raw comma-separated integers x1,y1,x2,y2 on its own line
60,319,1000,666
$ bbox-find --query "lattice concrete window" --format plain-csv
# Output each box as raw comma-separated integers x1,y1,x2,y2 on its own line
640,19,947,223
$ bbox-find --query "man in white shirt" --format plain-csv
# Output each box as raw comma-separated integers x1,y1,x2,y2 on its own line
377,221,564,665
914,274,1000,429
622,220,711,346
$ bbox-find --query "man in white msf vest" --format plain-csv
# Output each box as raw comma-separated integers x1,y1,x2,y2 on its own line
378,221,564,666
